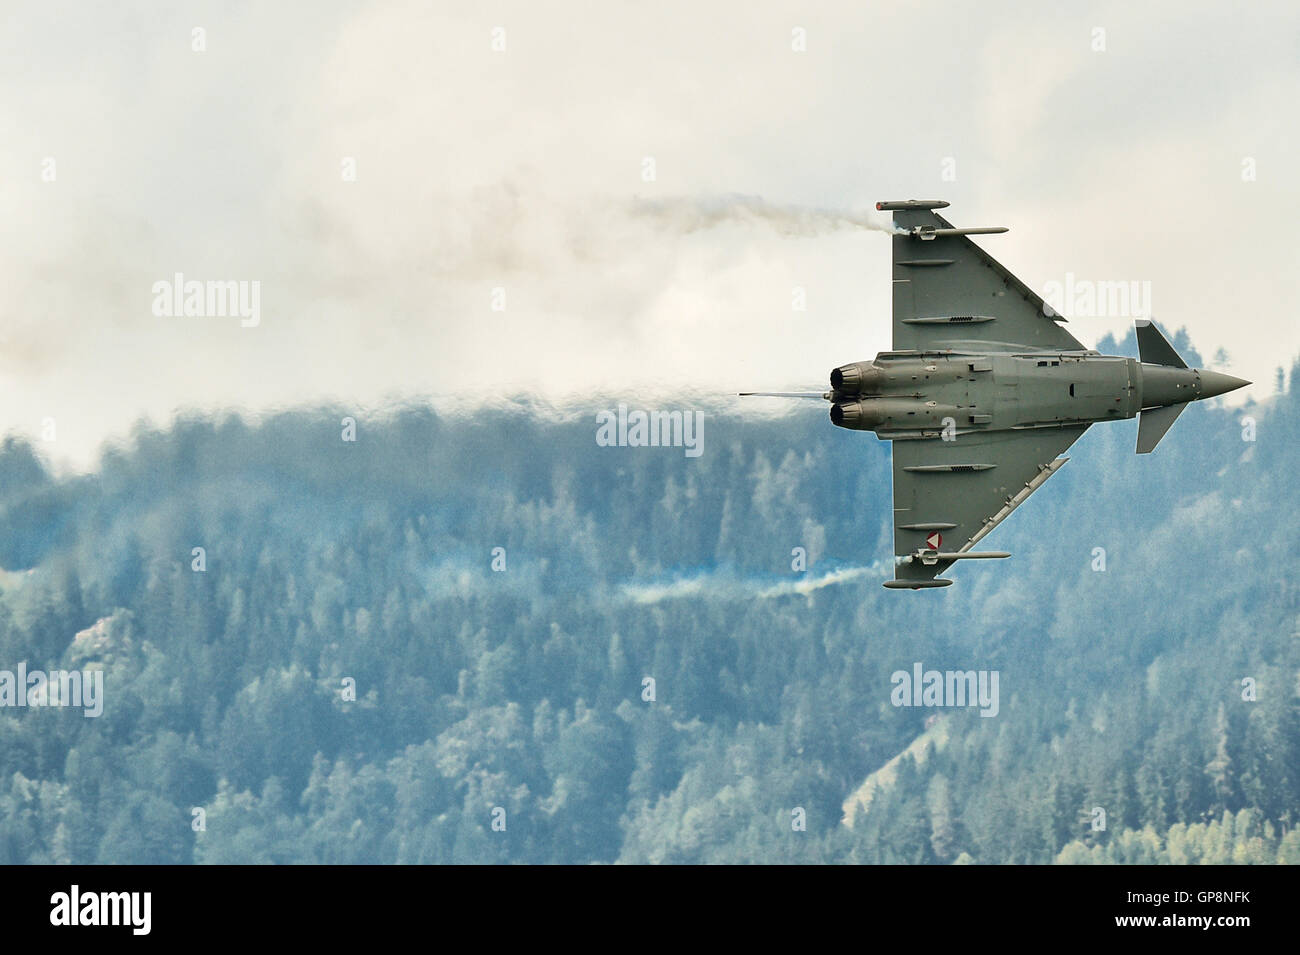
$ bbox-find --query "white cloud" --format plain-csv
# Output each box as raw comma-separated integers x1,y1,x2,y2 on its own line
1,0,1294,469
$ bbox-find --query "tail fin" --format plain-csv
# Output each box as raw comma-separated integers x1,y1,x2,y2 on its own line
1136,320,1186,368
1134,320,1189,453
1136,402,1186,454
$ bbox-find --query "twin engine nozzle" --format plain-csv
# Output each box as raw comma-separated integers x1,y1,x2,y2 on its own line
829,399,884,430
829,361,883,396
830,362,885,430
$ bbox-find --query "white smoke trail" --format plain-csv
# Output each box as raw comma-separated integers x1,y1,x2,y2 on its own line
628,194,904,237
619,563,883,605
756,564,880,597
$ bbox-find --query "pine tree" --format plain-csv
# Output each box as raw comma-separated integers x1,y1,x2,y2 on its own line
1205,702,1234,813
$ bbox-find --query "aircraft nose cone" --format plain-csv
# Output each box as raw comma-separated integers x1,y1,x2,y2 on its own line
1198,370,1251,400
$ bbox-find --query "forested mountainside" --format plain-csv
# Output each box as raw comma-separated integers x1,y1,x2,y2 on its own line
1,330,1297,864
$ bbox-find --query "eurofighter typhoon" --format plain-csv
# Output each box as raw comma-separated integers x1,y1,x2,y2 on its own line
742,200,1249,590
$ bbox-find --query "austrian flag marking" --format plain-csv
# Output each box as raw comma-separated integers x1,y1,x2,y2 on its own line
925,531,943,549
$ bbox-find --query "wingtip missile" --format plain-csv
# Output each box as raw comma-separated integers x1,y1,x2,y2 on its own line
909,225,1008,241
875,200,950,211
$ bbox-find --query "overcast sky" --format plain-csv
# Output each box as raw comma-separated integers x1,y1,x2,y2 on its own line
3,0,1296,469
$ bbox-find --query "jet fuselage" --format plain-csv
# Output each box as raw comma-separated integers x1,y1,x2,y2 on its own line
828,352,1245,439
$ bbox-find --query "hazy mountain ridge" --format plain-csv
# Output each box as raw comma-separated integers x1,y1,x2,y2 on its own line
0,335,1295,864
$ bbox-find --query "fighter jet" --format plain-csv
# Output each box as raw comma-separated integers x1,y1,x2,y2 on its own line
742,200,1249,589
